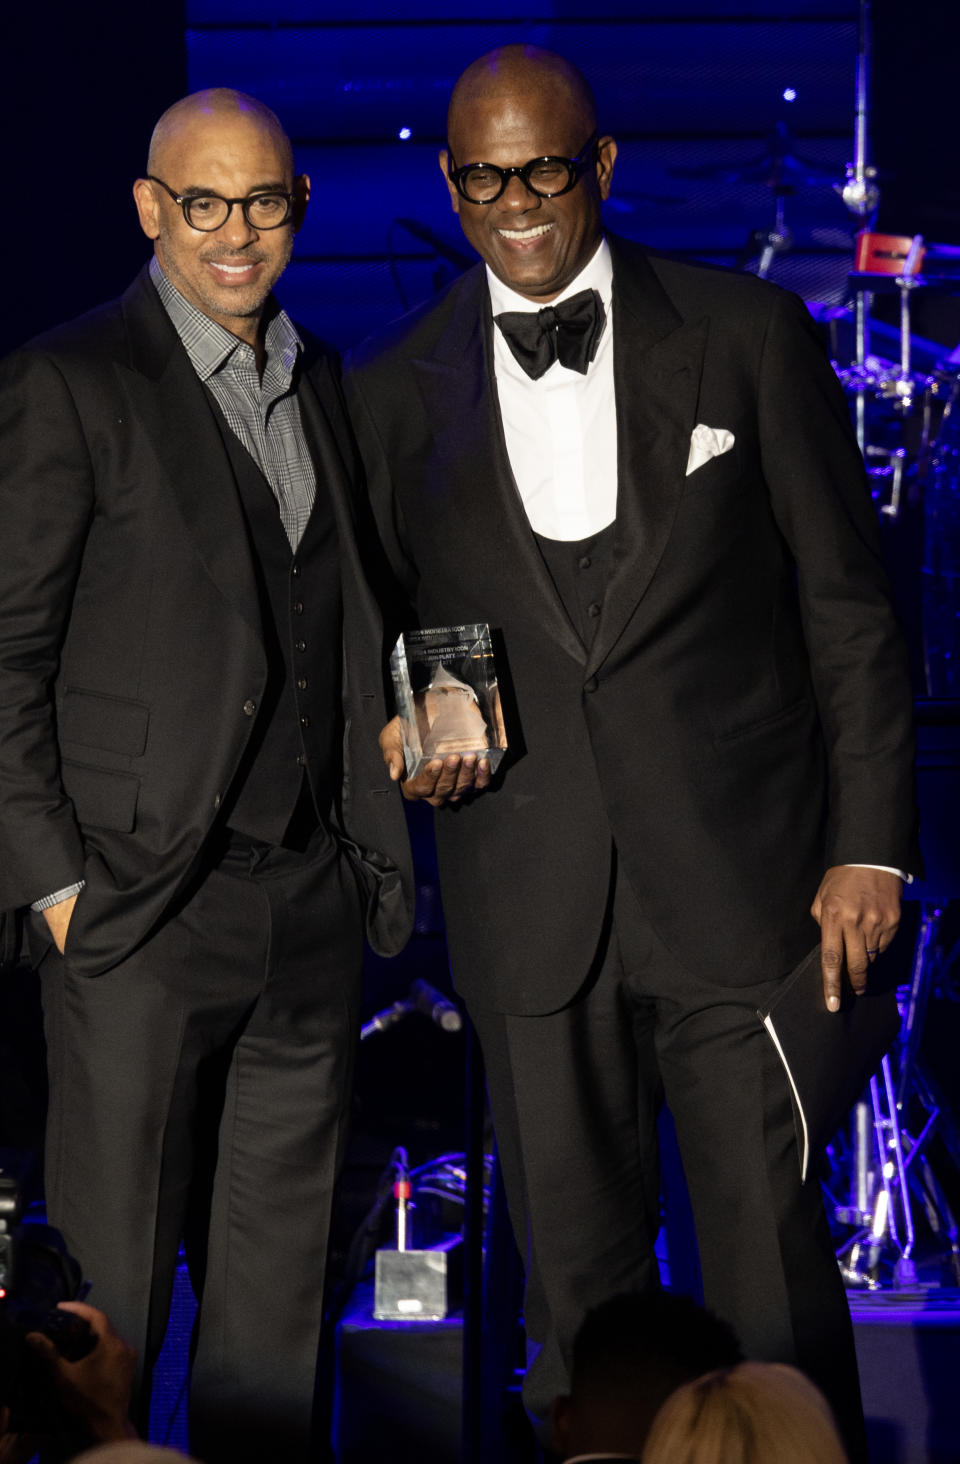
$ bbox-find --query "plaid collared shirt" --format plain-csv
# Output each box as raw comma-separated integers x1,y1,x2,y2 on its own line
150,256,316,549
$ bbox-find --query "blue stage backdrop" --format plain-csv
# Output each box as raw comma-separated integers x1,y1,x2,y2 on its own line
185,0,865,350
3,5,953,357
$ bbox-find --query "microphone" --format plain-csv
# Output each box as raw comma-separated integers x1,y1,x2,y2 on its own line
409,978,463,1033
359,1000,409,1042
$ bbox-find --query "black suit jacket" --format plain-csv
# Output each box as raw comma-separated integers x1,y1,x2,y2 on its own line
345,235,918,1014
0,265,413,976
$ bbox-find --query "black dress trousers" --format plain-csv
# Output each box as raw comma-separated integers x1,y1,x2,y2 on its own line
39,828,364,1463
468,853,865,1463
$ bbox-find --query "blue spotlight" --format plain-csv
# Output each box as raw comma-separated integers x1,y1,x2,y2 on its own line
398,127,412,140
782,88,797,103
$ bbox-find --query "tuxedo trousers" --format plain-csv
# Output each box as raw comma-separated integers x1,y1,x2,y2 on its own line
468,851,866,1463
38,828,364,1463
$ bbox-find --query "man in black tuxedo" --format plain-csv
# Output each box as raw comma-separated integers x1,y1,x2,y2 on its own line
0,89,412,1461
345,46,917,1461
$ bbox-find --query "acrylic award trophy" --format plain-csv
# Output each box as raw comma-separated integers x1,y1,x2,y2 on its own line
390,623,507,780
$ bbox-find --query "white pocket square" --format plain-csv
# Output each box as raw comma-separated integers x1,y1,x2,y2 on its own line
686,423,735,477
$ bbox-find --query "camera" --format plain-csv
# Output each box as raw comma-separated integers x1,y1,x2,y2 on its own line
0,1159,95,1432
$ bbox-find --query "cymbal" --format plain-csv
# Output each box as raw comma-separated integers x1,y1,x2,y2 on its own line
673,150,837,190
672,120,836,191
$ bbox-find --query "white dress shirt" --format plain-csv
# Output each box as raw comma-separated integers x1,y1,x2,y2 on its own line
488,238,616,541
484,238,910,886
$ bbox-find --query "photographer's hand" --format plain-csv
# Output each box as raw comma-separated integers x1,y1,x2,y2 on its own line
0,1404,38,1464
26,1301,138,1442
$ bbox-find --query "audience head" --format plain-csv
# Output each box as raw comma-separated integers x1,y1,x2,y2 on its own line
552,1289,744,1460
74,1447,196,1462
641,1361,849,1464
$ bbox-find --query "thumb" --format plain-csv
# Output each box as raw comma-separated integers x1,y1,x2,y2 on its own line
379,717,406,781
25,1331,58,1360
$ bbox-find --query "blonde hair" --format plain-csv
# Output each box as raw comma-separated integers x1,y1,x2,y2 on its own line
641,1362,849,1464
74,1447,195,1463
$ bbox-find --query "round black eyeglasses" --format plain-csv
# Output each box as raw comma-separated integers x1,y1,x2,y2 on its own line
446,133,598,205
147,175,299,231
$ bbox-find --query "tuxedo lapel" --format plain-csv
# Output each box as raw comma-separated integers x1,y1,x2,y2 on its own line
587,242,707,676
411,270,586,667
119,269,264,646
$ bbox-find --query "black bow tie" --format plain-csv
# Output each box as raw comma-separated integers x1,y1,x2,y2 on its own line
494,288,606,381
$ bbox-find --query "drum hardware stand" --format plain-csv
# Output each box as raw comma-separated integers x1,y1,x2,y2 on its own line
835,905,960,1290
755,190,790,278
842,237,927,522
833,6,933,517
730,116,841,281
741,192,793,282
893,239,925,409
862,444,907,519
839,0,880,457
838,0,880,227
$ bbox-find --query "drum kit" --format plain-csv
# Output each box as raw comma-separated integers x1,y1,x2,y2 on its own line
809,18,960,1294
674,7,960,700
693,1,960,1291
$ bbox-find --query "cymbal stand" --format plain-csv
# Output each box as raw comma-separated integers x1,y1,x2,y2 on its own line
840,0,880,456
839,1,880,225
869,239,924,520
754,193,793,281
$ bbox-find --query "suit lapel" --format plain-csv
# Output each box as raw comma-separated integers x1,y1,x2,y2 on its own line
298,349,356,503
587,240,707,676
296,349,375,621
119,269,264,646
411,269,586,667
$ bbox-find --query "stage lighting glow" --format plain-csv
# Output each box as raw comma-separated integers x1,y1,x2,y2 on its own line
398,127,412,140
782,87,797,102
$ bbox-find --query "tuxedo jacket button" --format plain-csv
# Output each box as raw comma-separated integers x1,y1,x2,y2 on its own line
242,698,257,716
584,676,598,694
213,792,222,810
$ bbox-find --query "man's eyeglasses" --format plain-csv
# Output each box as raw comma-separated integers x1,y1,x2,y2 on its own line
446,134,598,205
146,175,300,232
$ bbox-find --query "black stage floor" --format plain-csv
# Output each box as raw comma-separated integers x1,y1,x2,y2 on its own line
148,1260,960,1463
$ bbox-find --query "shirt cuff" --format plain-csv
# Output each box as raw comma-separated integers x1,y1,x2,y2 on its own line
30,880,86,912
844,863,913,884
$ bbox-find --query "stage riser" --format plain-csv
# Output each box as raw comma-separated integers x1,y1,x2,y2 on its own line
334,1295,960,1463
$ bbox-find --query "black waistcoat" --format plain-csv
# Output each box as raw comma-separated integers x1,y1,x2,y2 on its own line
210,402,344,845
535,521,616,650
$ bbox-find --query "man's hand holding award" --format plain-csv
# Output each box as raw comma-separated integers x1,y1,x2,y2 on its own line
381,623,506,806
